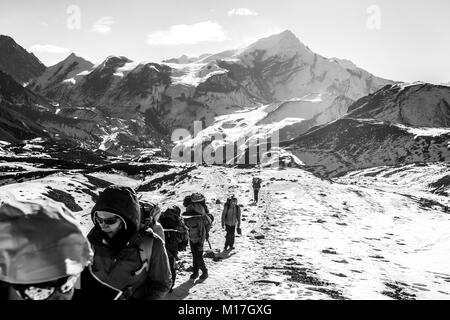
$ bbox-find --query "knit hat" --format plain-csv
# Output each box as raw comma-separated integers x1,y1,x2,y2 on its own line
191,193,205,203
0,199,93,284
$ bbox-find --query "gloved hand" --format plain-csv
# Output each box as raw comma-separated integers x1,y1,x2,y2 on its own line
237,228,242,235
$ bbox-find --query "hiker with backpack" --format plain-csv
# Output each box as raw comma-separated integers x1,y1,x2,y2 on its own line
87,185,172,300
158,205,189,292
0,198,122,300
252,176,262,203
183,193,214,246
221,195,242,251
182,193,212,281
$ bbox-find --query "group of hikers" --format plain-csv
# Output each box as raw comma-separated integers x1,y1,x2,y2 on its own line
0,177,263,300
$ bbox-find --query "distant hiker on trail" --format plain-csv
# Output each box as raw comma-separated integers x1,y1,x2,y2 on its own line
221,195,242,251
159,205,189,292
182,193,212,281
252,177,262,203
88,185,172,300
0,199,121,300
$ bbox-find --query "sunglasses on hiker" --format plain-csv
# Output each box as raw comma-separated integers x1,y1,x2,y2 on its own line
13,275,79,300
95,213,120,225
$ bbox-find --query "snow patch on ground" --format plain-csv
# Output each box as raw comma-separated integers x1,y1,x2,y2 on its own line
403,126,450,138
164,62,228,87
63,78,76,84
153,166,450,300
0,163,449,299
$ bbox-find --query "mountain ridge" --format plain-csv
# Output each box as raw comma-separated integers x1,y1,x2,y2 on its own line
0,34,46,84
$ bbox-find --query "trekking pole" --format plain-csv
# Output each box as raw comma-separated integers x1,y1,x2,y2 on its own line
207,239,212,250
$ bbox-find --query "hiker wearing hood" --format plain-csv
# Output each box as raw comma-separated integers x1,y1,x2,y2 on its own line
0,199,121,300
88,185,172,300
182,193,211,281
221,196,242,251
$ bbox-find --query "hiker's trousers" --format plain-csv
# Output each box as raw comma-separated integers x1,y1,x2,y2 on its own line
225,224,236,249
168,255,176,288
190,241,207,273
253,188,260,203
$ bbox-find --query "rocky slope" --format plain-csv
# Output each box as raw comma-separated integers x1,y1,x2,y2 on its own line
282,118,450,177
0,70,111,150
29,53,94,100
347,82,450,127
0,70,55,142
281,83,450,177
0,35,46,84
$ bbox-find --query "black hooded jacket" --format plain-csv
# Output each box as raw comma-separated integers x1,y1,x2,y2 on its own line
87,186,172,300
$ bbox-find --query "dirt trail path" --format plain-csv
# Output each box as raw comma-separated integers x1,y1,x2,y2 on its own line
138,166,450,300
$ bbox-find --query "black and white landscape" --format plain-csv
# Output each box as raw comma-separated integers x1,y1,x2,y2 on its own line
1,7,450,300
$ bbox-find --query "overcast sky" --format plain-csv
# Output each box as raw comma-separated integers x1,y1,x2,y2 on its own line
1,0,449,83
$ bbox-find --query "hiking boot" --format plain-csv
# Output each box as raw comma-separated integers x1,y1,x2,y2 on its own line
199,270,208,280
189,271,199,280
229,246,235,251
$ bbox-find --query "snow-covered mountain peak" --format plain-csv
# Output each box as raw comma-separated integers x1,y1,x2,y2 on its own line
9,31,391,148
29,52,94,91
235,30,313,61
330,58,358,71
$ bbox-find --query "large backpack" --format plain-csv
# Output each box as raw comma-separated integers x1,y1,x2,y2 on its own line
137,200,161,272
187,193,214,225
159,206,189,252
183,212,211,244
139,200,160,230
183,195,192,208
252,177,262,189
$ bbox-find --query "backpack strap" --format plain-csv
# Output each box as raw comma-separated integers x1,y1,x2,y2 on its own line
137,228,167,274
163,228,181,233
137,231,154,273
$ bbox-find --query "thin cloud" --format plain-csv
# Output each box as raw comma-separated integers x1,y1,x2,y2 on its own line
228,8,258,16
93,16,115,34
29,44,70,54
147,21,227,45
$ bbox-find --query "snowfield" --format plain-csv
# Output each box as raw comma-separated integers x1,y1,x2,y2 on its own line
1,162,449,300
